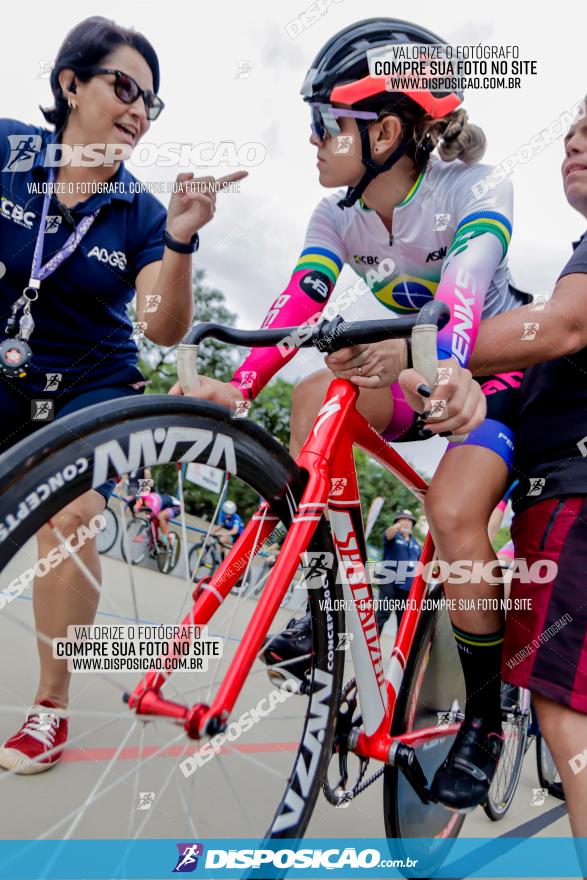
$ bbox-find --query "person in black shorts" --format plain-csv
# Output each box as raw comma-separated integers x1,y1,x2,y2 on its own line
468,99,587,844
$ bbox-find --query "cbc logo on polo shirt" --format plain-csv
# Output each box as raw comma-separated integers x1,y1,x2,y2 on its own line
88,246,128,271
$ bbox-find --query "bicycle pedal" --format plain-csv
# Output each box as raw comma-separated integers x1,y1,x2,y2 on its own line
389,742,432,804
265,667,304,694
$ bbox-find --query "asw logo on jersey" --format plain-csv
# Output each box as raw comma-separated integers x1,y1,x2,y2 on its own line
313,395,341,438
425,246,447,262
88,246,127,270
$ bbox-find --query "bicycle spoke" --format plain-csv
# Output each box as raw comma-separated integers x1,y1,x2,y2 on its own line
35,726,186,841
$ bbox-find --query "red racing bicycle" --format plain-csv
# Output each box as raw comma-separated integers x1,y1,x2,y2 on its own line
0,302,467,875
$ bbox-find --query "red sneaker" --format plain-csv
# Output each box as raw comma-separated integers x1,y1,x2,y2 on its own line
0,700,68,775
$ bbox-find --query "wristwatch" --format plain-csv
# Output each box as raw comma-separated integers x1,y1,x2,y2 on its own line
163,229,200,254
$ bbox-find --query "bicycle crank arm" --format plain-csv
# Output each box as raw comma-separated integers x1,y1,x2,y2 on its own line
388,742,433,805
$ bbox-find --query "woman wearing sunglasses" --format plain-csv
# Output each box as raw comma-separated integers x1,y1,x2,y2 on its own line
179,19,522,813
0,16,243,774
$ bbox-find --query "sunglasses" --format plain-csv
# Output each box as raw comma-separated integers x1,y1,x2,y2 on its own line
310,103,378,141
86,67,165,121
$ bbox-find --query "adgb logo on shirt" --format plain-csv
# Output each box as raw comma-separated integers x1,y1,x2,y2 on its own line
88,246,128,270
2,134,42,172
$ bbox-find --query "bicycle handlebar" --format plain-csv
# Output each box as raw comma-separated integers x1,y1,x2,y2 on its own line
177,300,467,441
182,300,449,350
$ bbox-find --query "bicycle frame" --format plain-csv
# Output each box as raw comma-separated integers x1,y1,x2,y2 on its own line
127,377,460,778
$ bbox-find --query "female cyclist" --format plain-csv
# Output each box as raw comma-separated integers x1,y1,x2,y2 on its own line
173,18,522,811
0,15,243,774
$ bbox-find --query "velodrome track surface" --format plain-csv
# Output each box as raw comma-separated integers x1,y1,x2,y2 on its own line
0,546,571,878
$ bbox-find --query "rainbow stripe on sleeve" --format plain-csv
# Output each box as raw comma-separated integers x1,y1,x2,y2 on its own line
447,211,512,261
293,247,343,287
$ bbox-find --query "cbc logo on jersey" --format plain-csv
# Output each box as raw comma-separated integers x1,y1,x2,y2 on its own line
88,246,128,271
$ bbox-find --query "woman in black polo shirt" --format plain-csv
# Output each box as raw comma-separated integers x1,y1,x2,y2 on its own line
0,16,242,773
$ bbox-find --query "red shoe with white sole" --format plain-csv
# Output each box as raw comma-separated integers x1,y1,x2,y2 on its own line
0,700,68,774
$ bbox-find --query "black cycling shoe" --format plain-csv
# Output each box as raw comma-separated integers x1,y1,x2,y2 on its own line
430,716,504,812
260,613,313,689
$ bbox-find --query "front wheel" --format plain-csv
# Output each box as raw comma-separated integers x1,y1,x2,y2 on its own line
0,394,345,841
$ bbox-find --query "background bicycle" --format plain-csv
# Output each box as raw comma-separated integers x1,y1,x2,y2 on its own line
120,506,181,575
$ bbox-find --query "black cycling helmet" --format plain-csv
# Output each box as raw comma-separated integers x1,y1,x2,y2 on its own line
301,18,463,208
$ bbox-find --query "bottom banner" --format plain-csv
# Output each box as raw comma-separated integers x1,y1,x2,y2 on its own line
0,837,586,879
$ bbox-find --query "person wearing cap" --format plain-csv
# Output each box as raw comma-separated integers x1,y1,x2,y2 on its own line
376,509,421,634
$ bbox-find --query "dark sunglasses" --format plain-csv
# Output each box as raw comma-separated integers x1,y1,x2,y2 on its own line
86,67,165,121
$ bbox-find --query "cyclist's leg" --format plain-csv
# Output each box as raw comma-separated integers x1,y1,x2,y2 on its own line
289,368,394,458
425,404,517,808
157,508,174,540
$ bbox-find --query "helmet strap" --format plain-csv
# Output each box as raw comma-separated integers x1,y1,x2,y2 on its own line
337,120,413,210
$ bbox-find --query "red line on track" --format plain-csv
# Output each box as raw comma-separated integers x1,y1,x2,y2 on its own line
61,741,298,763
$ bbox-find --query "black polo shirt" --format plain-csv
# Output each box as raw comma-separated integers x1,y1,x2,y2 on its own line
513,231,587,512
0,118,166,394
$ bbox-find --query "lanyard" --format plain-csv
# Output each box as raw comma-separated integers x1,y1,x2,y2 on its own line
6,168,99,343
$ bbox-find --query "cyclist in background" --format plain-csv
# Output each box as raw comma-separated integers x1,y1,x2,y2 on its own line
174,19,522,811
131,490,181,545
212,500,244,554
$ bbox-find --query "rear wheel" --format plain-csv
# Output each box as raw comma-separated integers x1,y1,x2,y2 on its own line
383,584,466,876
0,395,345,841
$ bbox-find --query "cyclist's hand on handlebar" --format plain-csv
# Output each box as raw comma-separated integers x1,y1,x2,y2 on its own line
325,339,408,388
169,376,245,409
398,357,486,436
166,171,248,242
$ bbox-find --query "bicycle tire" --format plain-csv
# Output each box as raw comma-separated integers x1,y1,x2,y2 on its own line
0,394,345,839
156,531,180,574
96,505,118,555
536,734,565,801
383,584,466,876
189,538,221,581
120,516,149,566
483,684,530,820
